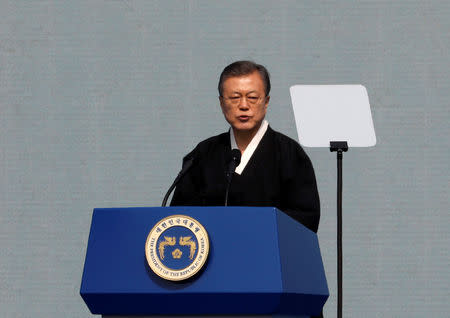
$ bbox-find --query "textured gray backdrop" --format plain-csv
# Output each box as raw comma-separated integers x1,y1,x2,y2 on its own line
0,1,449,317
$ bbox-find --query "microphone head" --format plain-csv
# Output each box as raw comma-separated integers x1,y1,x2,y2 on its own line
181,154,195,170
231,148,241,166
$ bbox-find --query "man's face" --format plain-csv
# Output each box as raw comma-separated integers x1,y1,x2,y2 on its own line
219,71,269,136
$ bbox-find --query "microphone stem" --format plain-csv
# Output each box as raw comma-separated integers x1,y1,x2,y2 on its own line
224,149,241,206
224,185,230,206
162,179,178,207
162,157,195,207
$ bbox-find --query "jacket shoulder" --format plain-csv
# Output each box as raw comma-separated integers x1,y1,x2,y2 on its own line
182,131,229,162
267,127,312,164
196,132,229,150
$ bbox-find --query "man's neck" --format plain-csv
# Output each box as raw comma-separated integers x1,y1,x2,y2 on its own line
230,120,269,175
234,132,253,153
232,124,262,153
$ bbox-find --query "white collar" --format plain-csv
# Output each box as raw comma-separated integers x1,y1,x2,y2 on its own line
230,120,269,175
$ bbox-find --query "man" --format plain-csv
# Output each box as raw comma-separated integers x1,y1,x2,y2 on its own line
171,60,320,233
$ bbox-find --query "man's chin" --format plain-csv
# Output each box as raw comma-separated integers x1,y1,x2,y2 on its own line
232,124,259,135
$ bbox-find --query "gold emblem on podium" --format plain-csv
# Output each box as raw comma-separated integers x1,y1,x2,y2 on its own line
145,215,209,281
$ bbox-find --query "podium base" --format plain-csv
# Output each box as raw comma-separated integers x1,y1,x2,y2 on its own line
103,315,309,318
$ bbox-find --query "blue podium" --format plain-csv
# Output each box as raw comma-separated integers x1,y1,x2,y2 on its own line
80,207,328,317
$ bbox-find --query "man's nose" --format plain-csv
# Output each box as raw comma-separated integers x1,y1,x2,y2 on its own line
238,97,250,109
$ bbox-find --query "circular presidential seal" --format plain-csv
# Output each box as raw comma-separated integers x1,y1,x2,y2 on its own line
145,215,209,281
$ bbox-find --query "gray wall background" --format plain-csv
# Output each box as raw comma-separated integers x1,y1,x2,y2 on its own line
0,1,448,317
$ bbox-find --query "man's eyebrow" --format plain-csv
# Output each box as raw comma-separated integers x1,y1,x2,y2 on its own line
229,90,258,94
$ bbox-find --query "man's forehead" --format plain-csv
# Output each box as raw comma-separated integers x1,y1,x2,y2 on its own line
223,72,264,88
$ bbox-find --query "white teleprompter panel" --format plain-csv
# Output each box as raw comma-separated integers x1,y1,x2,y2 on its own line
290,85,376,148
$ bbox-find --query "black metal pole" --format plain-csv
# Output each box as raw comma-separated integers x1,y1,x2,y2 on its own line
330,141,347,318
337,149,343,318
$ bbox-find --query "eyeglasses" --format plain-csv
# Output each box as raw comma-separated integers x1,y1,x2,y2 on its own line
221,95,265,106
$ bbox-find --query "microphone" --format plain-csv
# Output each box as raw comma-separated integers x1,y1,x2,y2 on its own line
161,156,195,207
224,149,241,206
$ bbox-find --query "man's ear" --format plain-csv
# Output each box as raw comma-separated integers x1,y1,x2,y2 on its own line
219,96,226,113
264,95,270,110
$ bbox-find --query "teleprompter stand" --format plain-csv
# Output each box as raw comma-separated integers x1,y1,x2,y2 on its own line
290,85,376,318
330,141,348,318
